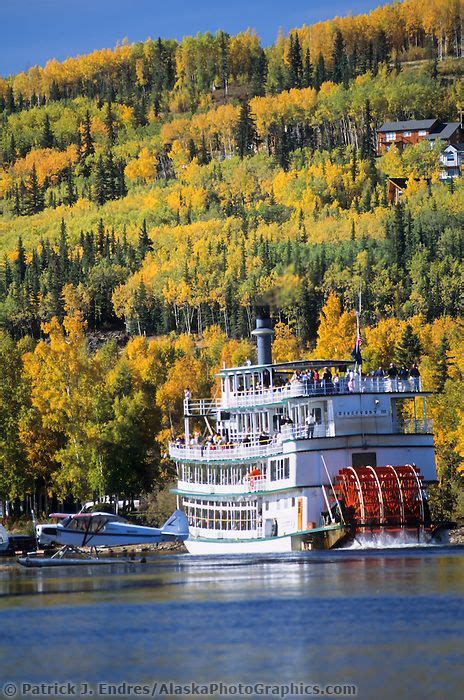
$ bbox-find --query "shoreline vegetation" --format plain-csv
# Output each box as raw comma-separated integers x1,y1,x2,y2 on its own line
0,0,463,524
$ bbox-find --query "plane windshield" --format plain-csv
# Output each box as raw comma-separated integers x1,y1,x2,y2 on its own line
63,513,127,532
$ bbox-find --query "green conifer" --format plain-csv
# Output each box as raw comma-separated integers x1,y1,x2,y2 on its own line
24,164,45,215
40,114,55,148
394,324,422,367
235,101,256,159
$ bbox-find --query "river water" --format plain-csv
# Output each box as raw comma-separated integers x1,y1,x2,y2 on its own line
0,546,463,699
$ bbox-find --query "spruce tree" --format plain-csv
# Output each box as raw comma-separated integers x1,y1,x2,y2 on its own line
198,134,209,165
40,114,54,148
314,54,326,90
332,30,349,85
104,150,117,201
94,155,107,206
360,99,375,158
104,101,116,144
133,281,151,335
24,164,45,215
116,160,128,198
15,236,27,283
235,101,256,159
133,95,148,127
394,324,422,368
250,48,267,97
218,30,230,92
433,336,450,393
58,219,69,277
376,29,390,64
188,138,197,161
289,33,303,88
82,110,95,158
303,48,313,88
63,164,77,206
5,86,15,115
137,219,152,261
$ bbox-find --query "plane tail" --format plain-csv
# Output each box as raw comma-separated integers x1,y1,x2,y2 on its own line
161,509,189,541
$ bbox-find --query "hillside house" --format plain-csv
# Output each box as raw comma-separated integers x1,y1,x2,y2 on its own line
439,143,464,179
377,119,463,155
386,177,432,205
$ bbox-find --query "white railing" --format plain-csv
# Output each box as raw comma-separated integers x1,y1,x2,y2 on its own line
392,419,433,434
282,424,333,440
169,438,283,462
169,423,334,462
177,476,268,494
185,377,423,413
184,398,220,416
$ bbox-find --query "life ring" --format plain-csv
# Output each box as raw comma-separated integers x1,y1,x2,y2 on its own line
249,477,255,489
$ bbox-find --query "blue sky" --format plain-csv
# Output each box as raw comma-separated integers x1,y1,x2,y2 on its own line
1,0,384,77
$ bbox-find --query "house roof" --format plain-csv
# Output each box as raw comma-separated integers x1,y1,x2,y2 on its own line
377,119,438,133
442,142,464,152
388,177,431,190
388,177,408,189
425,122,461,141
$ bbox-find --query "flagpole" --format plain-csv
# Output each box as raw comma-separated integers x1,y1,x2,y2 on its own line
357,285,362,377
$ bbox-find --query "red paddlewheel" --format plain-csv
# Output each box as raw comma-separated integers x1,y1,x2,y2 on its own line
334,465,424,527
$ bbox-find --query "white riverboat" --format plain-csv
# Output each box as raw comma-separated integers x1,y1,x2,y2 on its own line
169,313,438,554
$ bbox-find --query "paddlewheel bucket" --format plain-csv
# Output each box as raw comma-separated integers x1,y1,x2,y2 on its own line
334,465,425,527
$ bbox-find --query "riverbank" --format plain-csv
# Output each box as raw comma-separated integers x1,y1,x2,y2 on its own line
450,527,464,545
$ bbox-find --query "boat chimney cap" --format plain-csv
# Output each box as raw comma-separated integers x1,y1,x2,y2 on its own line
251,307,274,365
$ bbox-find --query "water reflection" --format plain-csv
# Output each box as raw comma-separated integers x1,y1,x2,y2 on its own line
0,548,463,699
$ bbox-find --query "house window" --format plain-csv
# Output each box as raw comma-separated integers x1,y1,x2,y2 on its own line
403,131,411,137
418,130,427,136
385,132,396,142
447,154,455,162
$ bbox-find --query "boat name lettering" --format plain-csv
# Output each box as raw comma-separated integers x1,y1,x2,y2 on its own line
337,410,387,417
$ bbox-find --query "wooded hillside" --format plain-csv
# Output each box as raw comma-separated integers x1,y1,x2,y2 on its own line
0,0,462,519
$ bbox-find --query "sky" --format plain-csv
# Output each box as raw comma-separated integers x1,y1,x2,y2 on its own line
1,0,385,77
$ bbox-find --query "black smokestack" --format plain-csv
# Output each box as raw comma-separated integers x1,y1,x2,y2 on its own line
252,306,274,366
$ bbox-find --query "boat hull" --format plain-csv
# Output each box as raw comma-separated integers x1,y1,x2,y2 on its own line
184,525,347,555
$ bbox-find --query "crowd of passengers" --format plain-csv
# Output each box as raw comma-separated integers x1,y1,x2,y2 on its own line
173,430,278,451
279,362,421,393
176,361,421,451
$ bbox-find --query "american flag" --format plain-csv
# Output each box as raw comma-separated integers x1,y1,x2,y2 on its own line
351,332,363,364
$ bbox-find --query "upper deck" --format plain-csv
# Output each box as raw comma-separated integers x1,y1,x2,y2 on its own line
186,366,425,416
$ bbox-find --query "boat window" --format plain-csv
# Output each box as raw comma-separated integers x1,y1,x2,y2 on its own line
270,457,290,480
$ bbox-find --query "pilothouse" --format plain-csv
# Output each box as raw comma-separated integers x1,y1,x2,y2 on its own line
170,309,441,554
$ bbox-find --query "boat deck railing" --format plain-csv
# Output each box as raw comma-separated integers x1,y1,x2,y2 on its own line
169,425,331,462
169,438,284,462
185,377,423,414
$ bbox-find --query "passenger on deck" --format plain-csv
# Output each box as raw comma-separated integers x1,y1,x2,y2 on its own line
305,410,316,438
398,366,409,391
322,367,332,382
410,363,421,391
